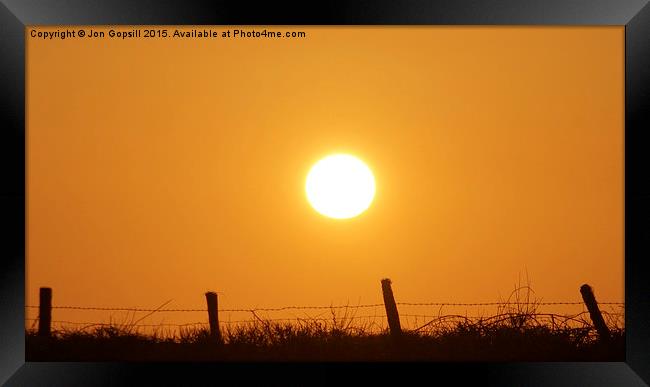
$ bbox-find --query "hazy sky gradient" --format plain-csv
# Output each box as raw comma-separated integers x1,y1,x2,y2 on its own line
26,26,624,328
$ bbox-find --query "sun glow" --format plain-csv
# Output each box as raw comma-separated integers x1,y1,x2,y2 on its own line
305,154,376,219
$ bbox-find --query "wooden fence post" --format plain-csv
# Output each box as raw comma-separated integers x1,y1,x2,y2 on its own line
205,291,222,343
381,278,402,337
580,284,610,342
38,287,52,337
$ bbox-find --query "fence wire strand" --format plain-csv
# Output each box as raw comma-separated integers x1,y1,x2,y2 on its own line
24,301,624,313
25,299,625,337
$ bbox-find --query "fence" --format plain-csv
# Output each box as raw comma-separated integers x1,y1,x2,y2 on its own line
25,280,625,341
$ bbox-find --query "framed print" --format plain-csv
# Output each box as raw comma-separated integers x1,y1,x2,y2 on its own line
1,0,649,385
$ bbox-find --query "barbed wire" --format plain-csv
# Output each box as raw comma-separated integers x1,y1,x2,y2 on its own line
23,301,625,313
25,315,393,328
24,305,207,312
27,310,624,324
397,302,624,306
22,320,529,330
25,309,625,334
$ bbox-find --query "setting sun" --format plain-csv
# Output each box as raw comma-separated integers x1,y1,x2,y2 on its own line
305,154,376,219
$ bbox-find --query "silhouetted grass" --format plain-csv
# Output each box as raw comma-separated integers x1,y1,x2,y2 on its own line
26,279,624,361
26,316,624,361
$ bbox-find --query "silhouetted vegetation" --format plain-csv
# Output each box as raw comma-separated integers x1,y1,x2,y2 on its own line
26,315,624,361
26,278,624,361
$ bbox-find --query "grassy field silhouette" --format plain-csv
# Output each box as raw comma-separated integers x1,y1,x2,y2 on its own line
26,292,625,362
26,317,625,362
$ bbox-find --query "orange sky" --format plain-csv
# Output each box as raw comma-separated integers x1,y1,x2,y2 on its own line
26,26,624,330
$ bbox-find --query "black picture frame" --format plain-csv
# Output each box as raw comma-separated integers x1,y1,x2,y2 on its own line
1,1,649,385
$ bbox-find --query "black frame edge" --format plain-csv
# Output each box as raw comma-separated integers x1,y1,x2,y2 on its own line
0,1,26,386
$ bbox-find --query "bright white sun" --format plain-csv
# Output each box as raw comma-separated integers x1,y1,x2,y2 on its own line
305,154,376,219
